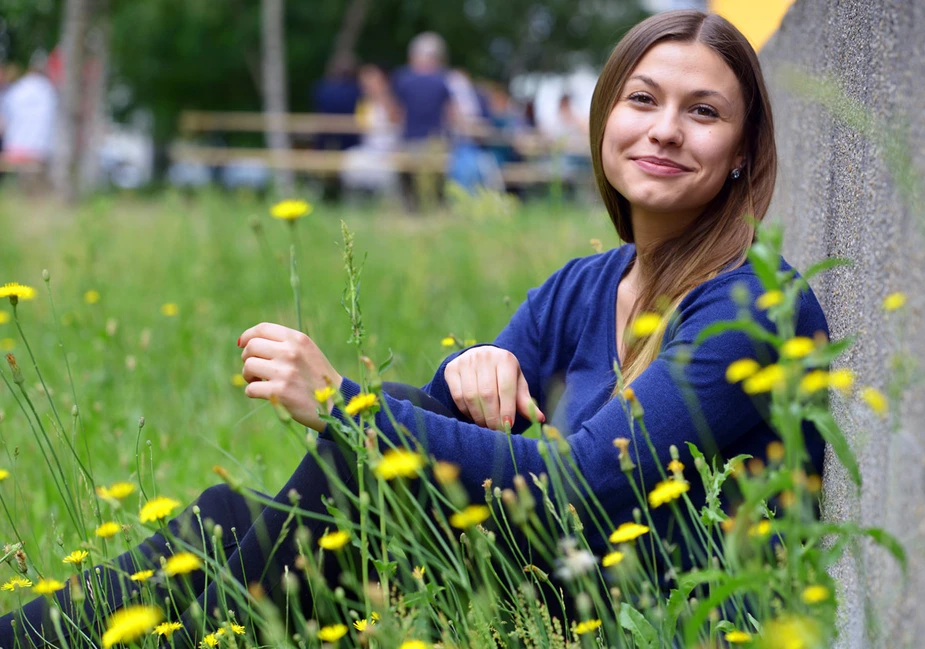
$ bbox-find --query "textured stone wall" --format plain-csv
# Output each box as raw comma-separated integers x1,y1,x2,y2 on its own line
760,1,924,647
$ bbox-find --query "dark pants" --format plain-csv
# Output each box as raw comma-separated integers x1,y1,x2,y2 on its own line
0,384,454,648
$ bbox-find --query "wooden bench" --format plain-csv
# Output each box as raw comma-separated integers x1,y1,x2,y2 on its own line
171,111,590,188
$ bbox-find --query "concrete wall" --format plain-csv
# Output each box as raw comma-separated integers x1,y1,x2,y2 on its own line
760,1,925,647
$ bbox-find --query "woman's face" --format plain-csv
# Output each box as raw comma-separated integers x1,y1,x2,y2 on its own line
601,41,746,225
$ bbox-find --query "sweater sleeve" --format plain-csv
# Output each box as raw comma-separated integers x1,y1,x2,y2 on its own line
336,274,783,537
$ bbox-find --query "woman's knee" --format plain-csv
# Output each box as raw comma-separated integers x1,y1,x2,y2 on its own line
192,484,259,535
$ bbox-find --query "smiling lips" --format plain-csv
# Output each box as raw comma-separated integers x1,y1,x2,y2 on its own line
632,156,692,176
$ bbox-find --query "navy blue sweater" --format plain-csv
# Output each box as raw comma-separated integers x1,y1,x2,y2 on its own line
337,245,829,554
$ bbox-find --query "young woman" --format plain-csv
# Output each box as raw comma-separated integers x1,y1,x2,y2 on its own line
1,10,827,648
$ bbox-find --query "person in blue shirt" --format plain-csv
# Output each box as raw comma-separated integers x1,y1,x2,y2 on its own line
0,10,827,648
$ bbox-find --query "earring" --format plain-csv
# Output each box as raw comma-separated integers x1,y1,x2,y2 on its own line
731,168,741,180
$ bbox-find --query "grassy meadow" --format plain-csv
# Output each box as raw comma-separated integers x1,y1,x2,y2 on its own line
0,190,614,566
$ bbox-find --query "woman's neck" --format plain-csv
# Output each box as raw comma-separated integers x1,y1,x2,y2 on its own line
629,205,701,280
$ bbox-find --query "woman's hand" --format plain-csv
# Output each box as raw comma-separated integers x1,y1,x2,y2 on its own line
238,323,342,431
444,347,545,431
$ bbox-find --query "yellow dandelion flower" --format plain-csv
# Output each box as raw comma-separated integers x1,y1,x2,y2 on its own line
766,441,785,463
450,504,490,529
647,479,690,508
630,312,662,338
828,369,855,394
0,338,14,351
200,633,219,648
164,552,203,576
84,290,101,305
882,292,907,312
317,623,348,642
799,370,829,394
861,387,888,418
96,522,121,538
314,386,336,403
373,448,425,480
33,579,64,595
97,481,135,500
344,392,379,416
602,551,624,567
806,474,823,493
0,283,36,301
724,630,752,643
230,623,245,635
413,565,426,579
726,358,760,383
749,520,772,537
354,618,373,632
318,529,351,551
0,311,9,324
139,496,181,523
801,585,830,604
400,641,429,649
154,621,183,637
743,364,786,394
433,461,460,485
609,522,650,544
575,619,602,635
781,337,815,359
756,290,783,310
441,337,456,347
101,604,163,648
2,576,32,591
762,614,821,649
667,459,684,473
231,374,246,388
0,469,9,481
160,303,179,317
63,550,89,565
130,569,154,582
270,199,312,220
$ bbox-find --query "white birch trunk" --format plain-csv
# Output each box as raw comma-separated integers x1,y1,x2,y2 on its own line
53,0,90,202
260,0,294,195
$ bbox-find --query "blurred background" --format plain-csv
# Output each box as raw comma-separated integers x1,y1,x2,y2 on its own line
0,0,792,203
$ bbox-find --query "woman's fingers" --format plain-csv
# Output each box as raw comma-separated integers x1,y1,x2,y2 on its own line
240,337,286,361
244,379,275,401
242,357,276,383
516,373,545,423
445,363,472,420
476,362,502,430
238,322,298,348
496,361,520,430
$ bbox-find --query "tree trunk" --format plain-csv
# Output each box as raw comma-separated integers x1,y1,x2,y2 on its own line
79,0,110,192
260,0,294,195
326,0,368,75
54,0,91,203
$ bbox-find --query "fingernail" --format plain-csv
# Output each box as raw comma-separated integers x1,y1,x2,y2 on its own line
539,412,546,422
237,337,242,348
503,416,513,428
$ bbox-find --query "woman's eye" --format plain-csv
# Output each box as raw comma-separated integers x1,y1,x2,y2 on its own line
627,92,653,104
693,104,719,118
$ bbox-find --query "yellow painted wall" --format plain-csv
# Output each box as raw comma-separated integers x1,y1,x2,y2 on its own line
709,0,796,51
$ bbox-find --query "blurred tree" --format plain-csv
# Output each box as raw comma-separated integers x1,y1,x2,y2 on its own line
53,0,90,202
261,0,294,193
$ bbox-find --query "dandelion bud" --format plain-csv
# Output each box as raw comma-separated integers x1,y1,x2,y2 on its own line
14,550,27,574
42,269,50,282
192,506,201,516
568,504,583,532
334,586,345,601
282,569,299,595
138,417,145,429
670,445,679,461
287,489,301,505
613,437,635,473
633,507,642,524
5,354,24,385
482,478,492,500
576,592,592,617
213,525,223,540
523,564,549,583
70,405,79,418
694,457,704,470
514,475,535,512
146,440,151,447
492,486,501,500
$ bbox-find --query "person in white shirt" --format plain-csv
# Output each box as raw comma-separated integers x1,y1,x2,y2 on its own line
0,51,58,167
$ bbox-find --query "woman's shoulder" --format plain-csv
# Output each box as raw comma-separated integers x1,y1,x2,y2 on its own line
682,255,829,337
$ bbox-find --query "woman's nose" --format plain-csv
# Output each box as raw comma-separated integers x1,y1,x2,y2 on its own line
647,109,683,147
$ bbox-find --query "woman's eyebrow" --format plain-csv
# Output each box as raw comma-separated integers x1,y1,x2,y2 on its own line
629,75,730,105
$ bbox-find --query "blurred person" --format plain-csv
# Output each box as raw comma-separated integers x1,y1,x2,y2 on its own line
312,52,362,151
340,63,401,195
0,51,57,169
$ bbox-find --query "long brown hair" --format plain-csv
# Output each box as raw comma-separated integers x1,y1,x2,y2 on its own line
589,10,777,386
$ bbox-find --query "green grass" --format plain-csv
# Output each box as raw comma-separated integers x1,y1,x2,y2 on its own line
0,189,614,564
